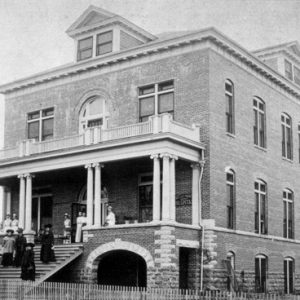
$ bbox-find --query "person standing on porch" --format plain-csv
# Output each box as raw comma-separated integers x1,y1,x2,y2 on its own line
105,206,116,226
40,224,56,263
14,228,27,267
63,213,71,244
11,213,19,233
3,214,12,232
1,229,15,267
21,243,35,281
75,212,84,243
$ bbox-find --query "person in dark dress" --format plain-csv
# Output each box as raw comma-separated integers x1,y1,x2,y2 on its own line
14,228,27,267
21,243,35,281
40,224,56,263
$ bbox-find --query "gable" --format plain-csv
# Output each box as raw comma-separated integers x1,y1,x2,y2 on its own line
78,11,112,28
288,44,300,58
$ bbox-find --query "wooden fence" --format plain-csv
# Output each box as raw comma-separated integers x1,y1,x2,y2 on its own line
0,280,299,300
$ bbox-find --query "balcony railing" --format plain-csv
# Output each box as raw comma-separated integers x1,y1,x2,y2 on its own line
0,114,200,161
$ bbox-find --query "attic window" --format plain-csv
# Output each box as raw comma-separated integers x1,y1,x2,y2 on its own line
78,37,93,61
285,60,293,80
96,30,113,56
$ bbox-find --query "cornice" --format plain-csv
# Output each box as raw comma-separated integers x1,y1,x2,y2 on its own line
1,27,300,100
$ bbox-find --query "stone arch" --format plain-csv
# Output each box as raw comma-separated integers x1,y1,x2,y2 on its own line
84,241,154,282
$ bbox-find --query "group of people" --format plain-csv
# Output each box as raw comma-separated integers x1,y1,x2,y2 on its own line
1,213,20,233
1,223,56,281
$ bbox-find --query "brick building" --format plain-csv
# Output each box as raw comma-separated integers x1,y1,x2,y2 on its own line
0,5,300,293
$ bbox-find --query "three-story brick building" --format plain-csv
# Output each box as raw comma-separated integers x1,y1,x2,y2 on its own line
0,5,300,293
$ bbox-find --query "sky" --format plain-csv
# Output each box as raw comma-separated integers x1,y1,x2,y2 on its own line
0,0,300,146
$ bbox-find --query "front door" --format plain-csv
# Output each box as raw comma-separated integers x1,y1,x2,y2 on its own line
32,195,53,233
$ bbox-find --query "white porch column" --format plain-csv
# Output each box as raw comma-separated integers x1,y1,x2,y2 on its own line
94,163,103,227
191,163,201,226
161,153,171,221
86,164,94,226
0,186,5,225
169,155,178,222
5,188,11,215
151,154,161,222
25,174,33,232
18,175,26,229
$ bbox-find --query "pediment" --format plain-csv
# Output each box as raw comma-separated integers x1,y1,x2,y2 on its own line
78,11,111,28
287,43,300,58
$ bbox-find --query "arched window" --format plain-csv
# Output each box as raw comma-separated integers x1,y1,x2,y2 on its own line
225,80,234,134
254,180,267,234
79,96,108,132
281,113,293,160
255,254,268,293
226,168,235,229
284,257,294,294
226,251,235,291
253,97,266,148
283,189,294,239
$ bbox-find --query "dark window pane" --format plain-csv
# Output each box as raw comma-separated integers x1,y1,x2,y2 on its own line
42,108,54,117
140,97,155,117
79,49,93,60
97,31,113,44
158,93,174,113
28,111,40,120
97,42,113,55
87,118,103,127
78,37,93,50
285,60,293,80
28,121,39,140
139,85,155,96
158,80,174,91
42,118,53,141
294,66,300,86
225,82,233,94
259,102,264,111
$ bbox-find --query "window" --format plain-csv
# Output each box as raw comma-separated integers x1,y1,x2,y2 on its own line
253,97,266,148
283,189,294,239
226,252,235,291
282,113,293,160
77,37,93,61
138,80,174,122
226,169,235,229
96,31,113,56
255,255,267,293
284,257,294,294
254,180,267,234
27,108,54,142
298,124,300,163
285,60,293,80
225,80,234,134
79,96,108,132
294,66,300,86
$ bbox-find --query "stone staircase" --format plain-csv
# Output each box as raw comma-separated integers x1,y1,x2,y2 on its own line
0,243,83,283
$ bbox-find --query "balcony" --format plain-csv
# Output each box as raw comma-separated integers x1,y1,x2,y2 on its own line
0,114,200,161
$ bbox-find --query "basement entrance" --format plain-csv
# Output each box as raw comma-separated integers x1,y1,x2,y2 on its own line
97,250,147,287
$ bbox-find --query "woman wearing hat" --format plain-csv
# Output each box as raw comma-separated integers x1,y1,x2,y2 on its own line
14,228,27,267
21,243,35,281
40,224,56,263
1,228,15,267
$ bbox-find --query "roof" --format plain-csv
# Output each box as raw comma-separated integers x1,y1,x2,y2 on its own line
254,41,300,58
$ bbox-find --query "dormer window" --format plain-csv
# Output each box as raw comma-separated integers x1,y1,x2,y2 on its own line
96,31,113,56
294,66,300,86
77,37,93,61
285,60,293,80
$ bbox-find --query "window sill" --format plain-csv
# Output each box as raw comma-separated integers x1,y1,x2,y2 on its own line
226,132,235,138
282,157,293,164
254,145,267,152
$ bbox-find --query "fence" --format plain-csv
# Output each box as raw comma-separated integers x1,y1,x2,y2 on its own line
0,280,299,300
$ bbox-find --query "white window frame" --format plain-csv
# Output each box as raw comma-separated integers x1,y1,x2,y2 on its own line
226,169,235,229
254,180,267,235
281,113,293,160
283,189,294,239
138,80,174,122
225,79,234,134
284,257,294,294
27,108,54,142
253,97,266,148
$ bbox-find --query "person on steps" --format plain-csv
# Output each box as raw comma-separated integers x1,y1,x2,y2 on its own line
14,228,27,267
21,243,35,281
40,224,56,263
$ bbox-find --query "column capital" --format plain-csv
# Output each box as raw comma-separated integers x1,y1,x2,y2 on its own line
150,153,160,159
17,174,26,179
92,162,104,168
160,152,172,159
200,160,205,168
190,162,201,170
170,154,178,161
24,173,35,179
85,163,93,169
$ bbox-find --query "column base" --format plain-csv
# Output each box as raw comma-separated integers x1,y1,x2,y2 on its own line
24,230,36,243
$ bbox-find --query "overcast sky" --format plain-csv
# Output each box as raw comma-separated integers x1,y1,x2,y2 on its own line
0,0,300,146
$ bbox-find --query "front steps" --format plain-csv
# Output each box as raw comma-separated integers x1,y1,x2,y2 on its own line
0,243,83,283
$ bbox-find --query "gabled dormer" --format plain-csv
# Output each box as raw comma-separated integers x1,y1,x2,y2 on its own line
66,5,157,62
254,41,300,87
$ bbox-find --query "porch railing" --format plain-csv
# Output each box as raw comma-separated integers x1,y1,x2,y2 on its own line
0,280,298,300
0,114,200,161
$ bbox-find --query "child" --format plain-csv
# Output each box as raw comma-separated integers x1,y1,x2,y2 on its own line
2,229,15,267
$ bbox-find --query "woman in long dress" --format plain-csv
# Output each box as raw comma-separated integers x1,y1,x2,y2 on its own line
14,228,27,267
75,212,84,243
21,243,35,281
40,224,56,263
1,229,15,267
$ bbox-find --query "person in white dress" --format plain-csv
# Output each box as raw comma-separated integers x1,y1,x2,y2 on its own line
63,213,71,244
3,214,12,233
105,206,116,226
11,213,19,233
75,212,84,243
